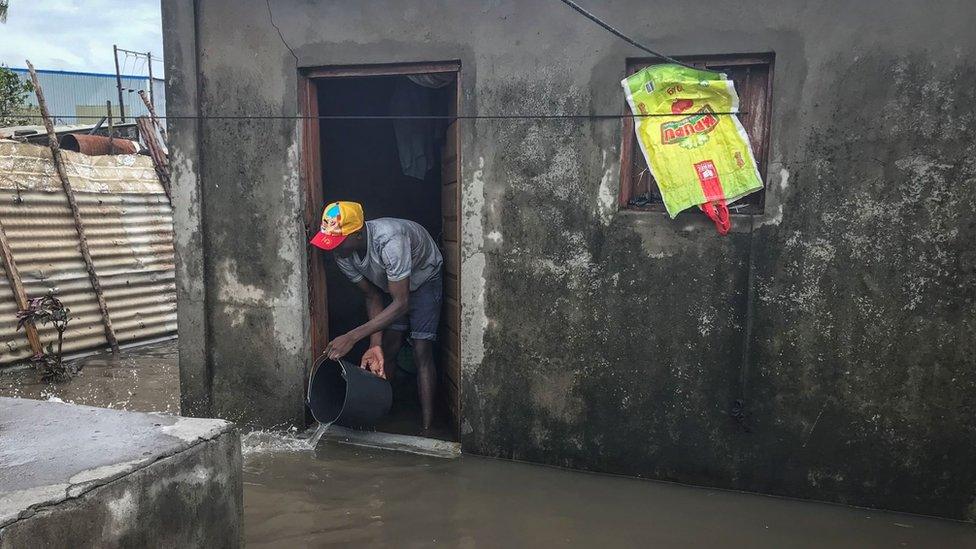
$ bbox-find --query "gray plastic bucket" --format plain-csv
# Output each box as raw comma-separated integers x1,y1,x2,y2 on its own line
307,356,392,428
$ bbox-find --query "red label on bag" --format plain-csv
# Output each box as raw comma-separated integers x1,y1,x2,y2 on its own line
694,160,725,201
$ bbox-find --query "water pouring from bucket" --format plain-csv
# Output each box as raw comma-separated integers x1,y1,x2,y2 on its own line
306,355,393,443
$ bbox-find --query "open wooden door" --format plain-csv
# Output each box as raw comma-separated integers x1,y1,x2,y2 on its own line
303,62,461,437
300,75,328,364
440,75,462,437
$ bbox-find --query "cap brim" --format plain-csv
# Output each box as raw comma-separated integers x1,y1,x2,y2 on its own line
310,232,346,251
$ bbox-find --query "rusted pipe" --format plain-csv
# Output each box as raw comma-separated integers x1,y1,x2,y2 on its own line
59,134,139,156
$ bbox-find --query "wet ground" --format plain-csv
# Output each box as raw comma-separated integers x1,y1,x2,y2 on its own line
3,342,974,547
0,339,179,414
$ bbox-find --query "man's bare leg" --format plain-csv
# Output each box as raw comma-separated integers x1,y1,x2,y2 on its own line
381,330,405,381
412,339,436,431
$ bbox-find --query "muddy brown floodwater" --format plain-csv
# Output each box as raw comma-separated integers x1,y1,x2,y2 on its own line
242,435,976,548
3,342,974,547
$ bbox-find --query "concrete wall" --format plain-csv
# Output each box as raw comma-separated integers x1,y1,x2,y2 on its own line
163,0,976,518
163,0,309,427
0,398,242,547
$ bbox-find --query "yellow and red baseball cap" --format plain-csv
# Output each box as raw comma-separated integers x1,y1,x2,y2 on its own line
309,201,364,251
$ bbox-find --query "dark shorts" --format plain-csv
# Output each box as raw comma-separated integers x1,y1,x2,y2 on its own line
388,274,442,341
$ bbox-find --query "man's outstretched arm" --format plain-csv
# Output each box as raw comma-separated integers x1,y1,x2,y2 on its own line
358,279,386,349
325,278,409,361
355,278,391,377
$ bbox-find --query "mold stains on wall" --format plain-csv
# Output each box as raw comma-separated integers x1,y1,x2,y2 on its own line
462,53,976,518
746,54,976,517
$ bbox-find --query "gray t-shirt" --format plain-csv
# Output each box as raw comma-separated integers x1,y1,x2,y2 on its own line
336,218,443,292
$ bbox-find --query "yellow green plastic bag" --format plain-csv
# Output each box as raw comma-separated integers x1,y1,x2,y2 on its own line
621,64,763,234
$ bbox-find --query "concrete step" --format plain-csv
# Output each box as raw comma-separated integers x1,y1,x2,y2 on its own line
313,424,461,459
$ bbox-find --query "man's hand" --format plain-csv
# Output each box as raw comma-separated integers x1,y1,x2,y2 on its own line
324,333,357,360
360,346,386,379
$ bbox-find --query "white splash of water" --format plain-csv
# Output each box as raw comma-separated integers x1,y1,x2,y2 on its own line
239,423,331,458
240,430,313,457
42,393,65,403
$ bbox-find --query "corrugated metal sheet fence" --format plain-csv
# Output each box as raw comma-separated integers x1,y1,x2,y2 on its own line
0,141,176,364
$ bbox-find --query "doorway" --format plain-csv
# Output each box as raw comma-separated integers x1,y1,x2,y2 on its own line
301,62,461,441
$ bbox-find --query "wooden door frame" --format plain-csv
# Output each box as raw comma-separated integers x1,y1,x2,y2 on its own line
299,61,463,436
299,72,327,368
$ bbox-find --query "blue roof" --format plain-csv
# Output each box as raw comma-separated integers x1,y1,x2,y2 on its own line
7,67,160,81
4,66,167,123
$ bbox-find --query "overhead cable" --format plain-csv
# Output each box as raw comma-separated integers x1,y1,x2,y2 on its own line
556,0,707,72
13,112,745,121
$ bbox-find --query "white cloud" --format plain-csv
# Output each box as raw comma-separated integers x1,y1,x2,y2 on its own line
0,0,163,76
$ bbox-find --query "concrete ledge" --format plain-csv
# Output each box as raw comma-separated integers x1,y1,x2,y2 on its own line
322,425,461,459
0,397,242,547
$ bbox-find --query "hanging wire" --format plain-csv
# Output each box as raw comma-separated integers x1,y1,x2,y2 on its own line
69,2,736,125
556,0,710,72
13,111,745,122
266,0,299,63
122,52,135,76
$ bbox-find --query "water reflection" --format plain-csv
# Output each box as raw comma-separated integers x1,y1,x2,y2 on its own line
242,439,976,549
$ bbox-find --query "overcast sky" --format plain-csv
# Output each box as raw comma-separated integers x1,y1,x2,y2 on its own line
0,0,163,76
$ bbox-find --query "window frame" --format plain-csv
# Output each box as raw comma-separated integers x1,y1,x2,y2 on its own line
618,52,775,215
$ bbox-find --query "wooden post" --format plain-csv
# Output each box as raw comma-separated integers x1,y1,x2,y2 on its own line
138,89,166,142
136,116,172,204
106,100,114,155
26,60,120,352
147,51,155,109
0,218,43,358
113,45,126,123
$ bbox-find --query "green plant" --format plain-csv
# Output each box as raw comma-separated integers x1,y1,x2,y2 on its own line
0,64,34,127
17,295,73,382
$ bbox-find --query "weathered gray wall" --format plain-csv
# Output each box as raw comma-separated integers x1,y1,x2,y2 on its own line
163,0,976,518
162,0,210,419
163,0,309,427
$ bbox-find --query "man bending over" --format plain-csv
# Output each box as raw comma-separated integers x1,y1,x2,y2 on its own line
310,201,443,431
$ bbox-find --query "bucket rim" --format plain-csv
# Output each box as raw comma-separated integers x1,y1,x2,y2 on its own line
307,355,352,423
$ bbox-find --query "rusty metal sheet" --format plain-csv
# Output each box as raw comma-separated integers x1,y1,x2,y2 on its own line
0,142,175,364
